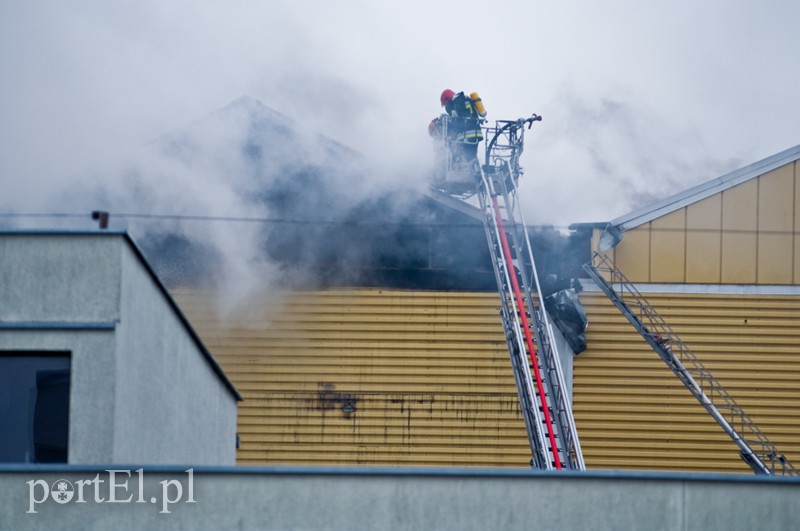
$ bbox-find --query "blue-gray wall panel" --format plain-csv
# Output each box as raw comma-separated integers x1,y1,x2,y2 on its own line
1,467,798,530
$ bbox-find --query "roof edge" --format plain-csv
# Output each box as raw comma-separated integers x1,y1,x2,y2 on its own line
611,143,800,231
423,187,483,222
122,232,243,401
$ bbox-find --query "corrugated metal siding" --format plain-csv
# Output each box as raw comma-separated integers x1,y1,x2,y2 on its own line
575,291,800,473
603,160,800,285
172,288,532,467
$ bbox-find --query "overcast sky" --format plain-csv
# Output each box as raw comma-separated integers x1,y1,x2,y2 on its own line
2,0,798,227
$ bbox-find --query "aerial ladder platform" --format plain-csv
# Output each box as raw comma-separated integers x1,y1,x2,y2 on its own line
432,114,584,470
584,251,798,476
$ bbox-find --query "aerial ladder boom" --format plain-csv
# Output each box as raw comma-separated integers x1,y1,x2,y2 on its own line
434,115,584,470
584,251,798,476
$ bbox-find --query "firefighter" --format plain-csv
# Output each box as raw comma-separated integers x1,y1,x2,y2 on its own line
439,89,484,164
427,115,445,139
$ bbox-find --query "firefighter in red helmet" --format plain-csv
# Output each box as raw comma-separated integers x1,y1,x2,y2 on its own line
435,88,484,164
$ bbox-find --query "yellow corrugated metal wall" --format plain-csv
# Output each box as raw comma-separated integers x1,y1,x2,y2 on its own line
174,286,799,473
173,288,532,467
574,290,800,473
605,161,799,284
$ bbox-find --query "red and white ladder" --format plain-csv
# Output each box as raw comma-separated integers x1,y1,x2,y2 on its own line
475,119,584,470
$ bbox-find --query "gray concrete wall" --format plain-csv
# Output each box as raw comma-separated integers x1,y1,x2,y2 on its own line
0,234,121,323
2,466,799,530
0,330,118,463
112,242,237,465
0,232,237,466
0,233,124,463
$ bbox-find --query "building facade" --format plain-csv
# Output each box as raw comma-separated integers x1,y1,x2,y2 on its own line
575,145,800,472
172,146,800,474
0,232,240,465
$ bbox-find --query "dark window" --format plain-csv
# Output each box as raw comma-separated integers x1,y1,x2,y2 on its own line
0,352,70,463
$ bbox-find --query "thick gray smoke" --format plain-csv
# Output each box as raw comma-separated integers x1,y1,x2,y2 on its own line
4,96,437,313
522,87,747,226
0,89,777,316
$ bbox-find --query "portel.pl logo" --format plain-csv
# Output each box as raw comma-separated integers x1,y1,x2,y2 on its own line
27,469,195,514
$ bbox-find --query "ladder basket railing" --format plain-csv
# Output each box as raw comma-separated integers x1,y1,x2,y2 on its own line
584,251,798,476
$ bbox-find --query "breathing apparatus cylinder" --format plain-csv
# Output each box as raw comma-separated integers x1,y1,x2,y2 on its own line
470,92,487,117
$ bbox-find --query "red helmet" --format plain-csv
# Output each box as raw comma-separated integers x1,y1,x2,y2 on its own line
440,89,455,106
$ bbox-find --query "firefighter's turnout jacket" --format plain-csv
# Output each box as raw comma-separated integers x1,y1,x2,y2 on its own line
444,92,484,144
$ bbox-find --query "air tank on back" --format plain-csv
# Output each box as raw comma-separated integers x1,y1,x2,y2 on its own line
470,92,487,117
